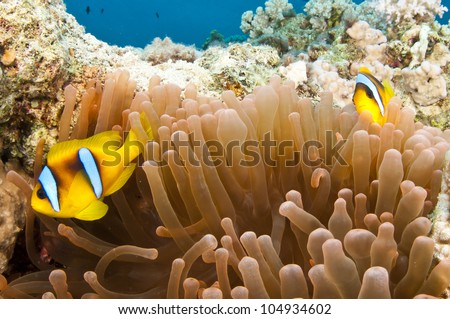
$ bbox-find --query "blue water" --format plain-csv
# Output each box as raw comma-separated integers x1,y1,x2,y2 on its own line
64,0,449,49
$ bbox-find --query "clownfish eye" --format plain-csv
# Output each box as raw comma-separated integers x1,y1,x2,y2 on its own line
37,188,47,200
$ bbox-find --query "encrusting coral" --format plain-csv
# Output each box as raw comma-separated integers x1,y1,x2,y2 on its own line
1,70,450,299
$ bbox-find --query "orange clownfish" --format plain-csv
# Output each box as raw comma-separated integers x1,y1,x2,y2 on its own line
31,124,152,221
352,67,394,125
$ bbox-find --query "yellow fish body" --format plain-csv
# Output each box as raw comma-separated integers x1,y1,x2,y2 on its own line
352,67,394,125
31,128,148,221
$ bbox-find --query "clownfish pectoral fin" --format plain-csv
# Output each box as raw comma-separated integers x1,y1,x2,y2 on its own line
74,199,109,221
120,129,142,166
139,111,154,139
119,112,154,166
103,163,136,197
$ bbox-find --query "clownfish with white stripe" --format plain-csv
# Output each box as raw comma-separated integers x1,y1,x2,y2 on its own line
353,67,394,125
31,123,152,221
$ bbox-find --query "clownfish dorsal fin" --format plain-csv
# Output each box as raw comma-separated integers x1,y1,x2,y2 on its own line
47,131,122,166
359,66,372,74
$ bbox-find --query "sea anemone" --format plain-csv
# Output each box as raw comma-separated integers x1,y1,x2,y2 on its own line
1,70,450,299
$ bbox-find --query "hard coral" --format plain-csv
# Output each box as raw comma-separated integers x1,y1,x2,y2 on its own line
142,37,197,65
346,21,386,47
368,0,448,26
240,0,294,39
198,43,280,95
1,70,450,299
304,0,356,31
402,60,447,106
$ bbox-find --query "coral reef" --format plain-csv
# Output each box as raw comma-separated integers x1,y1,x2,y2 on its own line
240,0,450,129
0,0,213,172
0,0,287,174
2,0,449,175
1,70,450,299
1,0,450,296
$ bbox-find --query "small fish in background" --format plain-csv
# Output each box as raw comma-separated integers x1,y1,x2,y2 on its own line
31,125,152,221
86,5,90,14
101,8,104,14
156,12,160,19
352,67,394,125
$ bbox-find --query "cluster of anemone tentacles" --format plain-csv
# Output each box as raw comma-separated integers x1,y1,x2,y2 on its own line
1,70,450,299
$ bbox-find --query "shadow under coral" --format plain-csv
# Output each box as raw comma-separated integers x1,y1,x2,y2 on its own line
1,70,450,299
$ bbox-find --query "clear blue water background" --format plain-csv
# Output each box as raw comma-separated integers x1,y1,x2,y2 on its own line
64,0,450,49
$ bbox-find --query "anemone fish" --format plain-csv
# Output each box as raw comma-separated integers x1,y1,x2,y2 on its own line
352,67,394,125
31,124,152,221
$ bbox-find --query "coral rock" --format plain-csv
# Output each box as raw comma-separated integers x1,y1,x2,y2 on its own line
142,37,198,65
0,162,26,274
